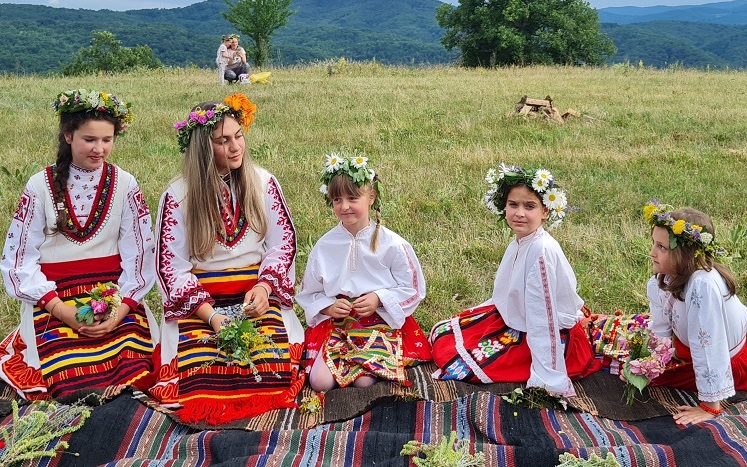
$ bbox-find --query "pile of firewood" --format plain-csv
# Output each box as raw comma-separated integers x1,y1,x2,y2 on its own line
513,95,580,123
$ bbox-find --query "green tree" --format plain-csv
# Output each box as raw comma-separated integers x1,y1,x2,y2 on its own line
223,0,296,67
436,0,616,67
61,30,162,76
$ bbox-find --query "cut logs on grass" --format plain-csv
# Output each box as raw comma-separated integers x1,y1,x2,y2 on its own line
514,95,581,123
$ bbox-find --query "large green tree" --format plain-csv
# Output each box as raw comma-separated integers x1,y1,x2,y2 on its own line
223,0,296,68
61,30,161,76
436,0,616,67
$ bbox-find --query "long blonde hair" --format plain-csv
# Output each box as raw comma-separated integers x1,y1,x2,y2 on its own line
181,109,267,261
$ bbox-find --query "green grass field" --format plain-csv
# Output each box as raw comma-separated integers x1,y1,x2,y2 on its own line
1,63,747,334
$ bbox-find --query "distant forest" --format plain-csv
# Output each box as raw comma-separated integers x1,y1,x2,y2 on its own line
2,0,747,74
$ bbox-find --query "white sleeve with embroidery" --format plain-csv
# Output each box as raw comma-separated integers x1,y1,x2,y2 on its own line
687,276,735,402
1,183,56,304
117,177,156,304
523,255,575,397
647,275,673,338
258,175,296,308
154,189,210,321
296,249,336,328
373,242,426,329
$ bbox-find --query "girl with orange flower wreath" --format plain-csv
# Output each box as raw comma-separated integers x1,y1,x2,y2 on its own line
149,94,305,425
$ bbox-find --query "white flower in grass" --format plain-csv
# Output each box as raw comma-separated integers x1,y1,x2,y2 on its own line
351,155,368,168
319,184,328,195
325,153,343,172
543,188,566,210
700,232,713,245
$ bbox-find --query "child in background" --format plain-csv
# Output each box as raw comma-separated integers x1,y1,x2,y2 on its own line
216,34,233,85
644,200,747,425
430,163,600,396
296,154,432,392
0,89,158,400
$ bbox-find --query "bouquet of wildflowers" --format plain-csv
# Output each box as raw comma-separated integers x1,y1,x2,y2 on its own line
616,316,674,405
74,282,121,325
202,303,278,380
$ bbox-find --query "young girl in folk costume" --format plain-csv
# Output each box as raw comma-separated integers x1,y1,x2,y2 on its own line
296,154,431,392
0,90,158,401
644,200,747,425
430,163,600,396
149,94,305,424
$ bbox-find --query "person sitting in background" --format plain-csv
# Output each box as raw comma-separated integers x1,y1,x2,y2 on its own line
224,35,249,84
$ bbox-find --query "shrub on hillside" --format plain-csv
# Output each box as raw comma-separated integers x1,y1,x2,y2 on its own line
62,30,162,76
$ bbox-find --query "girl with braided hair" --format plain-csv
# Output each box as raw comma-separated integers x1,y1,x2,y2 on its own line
296,154,432,392
0,89,158,401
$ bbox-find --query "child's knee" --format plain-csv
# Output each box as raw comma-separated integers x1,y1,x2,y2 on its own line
352,375,378,388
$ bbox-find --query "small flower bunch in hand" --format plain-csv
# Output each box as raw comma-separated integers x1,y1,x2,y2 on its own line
203,303,277,380
618,316,675,405
74,282,121,325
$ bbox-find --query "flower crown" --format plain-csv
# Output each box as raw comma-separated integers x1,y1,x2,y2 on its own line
53,89,133,133
642,199,727,258
319,153,381,211
484,162,568,230
174,93,257,153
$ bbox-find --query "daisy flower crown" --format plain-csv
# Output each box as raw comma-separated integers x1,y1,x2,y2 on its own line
174,93,257,153
319,153,381,211
54,89,133,133
643,199,727,258
484,162,569,230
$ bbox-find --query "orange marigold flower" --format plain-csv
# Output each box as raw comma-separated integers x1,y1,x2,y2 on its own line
223,93,257,132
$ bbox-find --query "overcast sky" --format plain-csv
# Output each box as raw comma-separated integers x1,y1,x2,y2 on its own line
0,0,723,10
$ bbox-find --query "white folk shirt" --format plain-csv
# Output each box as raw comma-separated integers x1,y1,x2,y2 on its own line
155,167,297,320
648,271,747,401
1,164,155,305
487,227,584,396
296,222,426,330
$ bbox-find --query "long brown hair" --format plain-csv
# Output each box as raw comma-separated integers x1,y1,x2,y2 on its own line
656,207,736,300
51,112,121,234
182,105,267,261
327,173,381,252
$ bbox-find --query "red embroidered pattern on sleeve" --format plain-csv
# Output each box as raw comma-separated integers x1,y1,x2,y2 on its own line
157,192,212,320
260,177,296,307
538,256,558,369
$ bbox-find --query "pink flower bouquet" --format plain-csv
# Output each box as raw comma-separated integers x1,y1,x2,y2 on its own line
618,316,675,405
74,282,122,325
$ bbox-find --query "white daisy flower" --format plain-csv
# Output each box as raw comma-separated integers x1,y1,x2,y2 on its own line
535,169,553,183
700,232,713,245
351,155,368,168
325,153,343,172
368,169,376,181
543,188,566,210
531,176,549,192
319,184,328,195
547,220,563,231
485,168,497,185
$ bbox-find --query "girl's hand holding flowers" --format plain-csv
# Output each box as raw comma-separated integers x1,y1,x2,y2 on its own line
78,302,130,338
243,283,270,317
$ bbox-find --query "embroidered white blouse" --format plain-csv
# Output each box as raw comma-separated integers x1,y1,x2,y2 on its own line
647,271,747,401
155,167,297,320
1,164,156,306
296,222,426,330
486,227,584,396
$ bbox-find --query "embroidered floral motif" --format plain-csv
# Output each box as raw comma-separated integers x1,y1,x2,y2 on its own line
471,338,505,362
697,328,711,348
46,163,116,244
690,288,703,309
442,358,470,380
700,367,720,389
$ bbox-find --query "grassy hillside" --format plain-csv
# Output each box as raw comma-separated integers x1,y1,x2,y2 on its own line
1,65,747,335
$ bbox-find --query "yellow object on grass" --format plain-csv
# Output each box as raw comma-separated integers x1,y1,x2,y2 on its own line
250,72,272,84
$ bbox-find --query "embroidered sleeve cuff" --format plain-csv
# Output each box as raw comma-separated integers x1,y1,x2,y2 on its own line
37,290,59,309
122,297,139,311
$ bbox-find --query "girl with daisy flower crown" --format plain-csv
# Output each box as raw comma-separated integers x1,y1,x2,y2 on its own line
296,154,432,392
429,163,601,397
643,201,747,425
149,94,305,425
0,89,158,401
